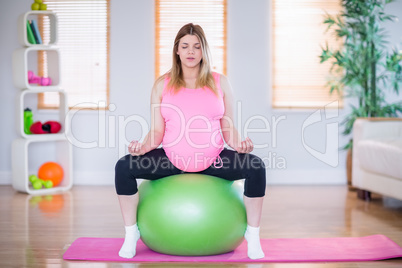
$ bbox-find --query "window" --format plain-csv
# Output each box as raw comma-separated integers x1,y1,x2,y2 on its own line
39,0,110,109
155,0,227,78
272,0,342,108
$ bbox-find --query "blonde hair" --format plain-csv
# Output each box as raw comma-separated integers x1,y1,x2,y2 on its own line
160,23,218,95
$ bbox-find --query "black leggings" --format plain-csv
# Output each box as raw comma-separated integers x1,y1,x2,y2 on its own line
115,148,266,198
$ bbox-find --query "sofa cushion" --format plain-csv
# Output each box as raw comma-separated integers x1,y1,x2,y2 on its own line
356,138,402,181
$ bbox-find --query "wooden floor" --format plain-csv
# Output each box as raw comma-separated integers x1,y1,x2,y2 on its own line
1,185,402,268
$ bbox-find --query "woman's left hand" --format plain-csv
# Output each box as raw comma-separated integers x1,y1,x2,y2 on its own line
235,137,254,154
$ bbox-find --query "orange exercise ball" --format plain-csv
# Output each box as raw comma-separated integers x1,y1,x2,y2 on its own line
38,162,64,187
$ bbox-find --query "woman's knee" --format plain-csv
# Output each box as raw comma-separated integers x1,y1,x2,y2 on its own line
115,154,143,174
115,155,132,177
115,155,139,195
248,154,266,171
244,154,266,197
115,155,129,172
115,155,137,183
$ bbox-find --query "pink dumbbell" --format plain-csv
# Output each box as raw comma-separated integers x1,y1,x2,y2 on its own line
28,71,52,86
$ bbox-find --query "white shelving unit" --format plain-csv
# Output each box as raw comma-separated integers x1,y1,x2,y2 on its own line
18,11,58,47
13,47,61,90
15,89,68,139
12,138,73,195
12,11,73,195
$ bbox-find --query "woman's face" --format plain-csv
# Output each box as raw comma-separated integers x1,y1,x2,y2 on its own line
176,34,203,69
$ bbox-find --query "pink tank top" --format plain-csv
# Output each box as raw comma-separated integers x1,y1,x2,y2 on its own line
161,72,225,172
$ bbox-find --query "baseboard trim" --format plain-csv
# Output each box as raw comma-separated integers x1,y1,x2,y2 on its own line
1,169,346,186
73,171,115,185
267,169,346,185
0,171,12,185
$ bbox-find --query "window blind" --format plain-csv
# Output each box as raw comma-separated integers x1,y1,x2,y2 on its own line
39,0,109,109
272,0,343,108
155,0,227,78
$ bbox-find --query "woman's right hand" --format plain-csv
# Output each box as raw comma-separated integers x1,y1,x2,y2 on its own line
128,140,144,156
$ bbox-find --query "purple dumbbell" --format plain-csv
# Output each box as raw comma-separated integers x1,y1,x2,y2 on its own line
28,71,52,86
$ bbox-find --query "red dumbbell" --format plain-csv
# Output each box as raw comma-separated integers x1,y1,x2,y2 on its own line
30,121,62,134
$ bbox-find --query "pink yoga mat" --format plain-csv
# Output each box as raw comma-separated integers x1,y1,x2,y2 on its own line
63,235,402,263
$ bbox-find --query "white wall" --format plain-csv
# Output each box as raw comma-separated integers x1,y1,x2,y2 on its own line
1,0,401,186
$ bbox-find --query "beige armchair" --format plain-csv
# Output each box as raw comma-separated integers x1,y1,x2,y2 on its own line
352,118,402,201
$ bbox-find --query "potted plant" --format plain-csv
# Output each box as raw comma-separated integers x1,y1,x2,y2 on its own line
320,0,402,187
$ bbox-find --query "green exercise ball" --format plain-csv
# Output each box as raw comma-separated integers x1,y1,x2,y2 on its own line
137,174,247,256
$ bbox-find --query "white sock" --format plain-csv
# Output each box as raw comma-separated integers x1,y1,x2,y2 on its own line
244,225,265,259
119,224,140,258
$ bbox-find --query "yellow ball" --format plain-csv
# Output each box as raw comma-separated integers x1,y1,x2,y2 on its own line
29,174,38,183
43,180,53,189
31,3,40,10
32,180,42,190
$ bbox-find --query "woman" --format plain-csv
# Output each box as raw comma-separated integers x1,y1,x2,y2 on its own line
115,23,266,260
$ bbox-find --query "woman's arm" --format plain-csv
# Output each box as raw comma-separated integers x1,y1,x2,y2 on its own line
128,79,165,156
219,74,254,154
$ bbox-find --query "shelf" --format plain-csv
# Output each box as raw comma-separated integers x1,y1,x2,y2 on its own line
18,11,58,47
16,89,68,139
13,47,61,90
19,133,68,142
13,10,73,195
12,138,73,195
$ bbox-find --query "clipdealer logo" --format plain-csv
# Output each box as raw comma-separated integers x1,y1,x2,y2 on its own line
301,101,339,167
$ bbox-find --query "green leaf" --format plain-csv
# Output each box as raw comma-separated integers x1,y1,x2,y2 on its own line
321,0,402,137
